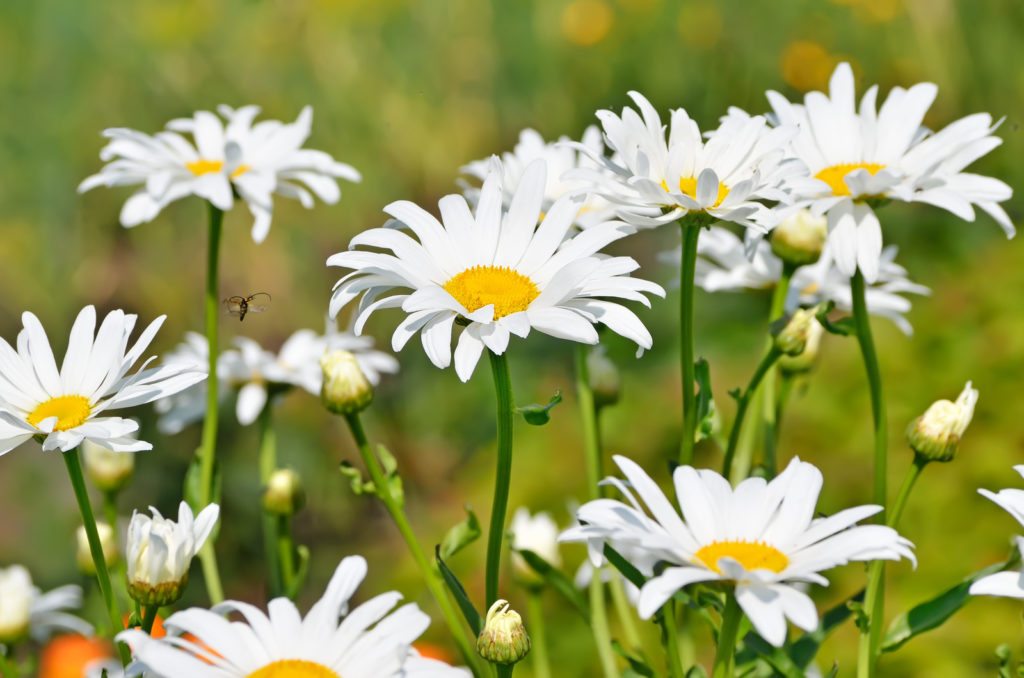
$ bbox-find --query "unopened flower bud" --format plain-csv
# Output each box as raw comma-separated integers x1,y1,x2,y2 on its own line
907,382,978,463
773,305,824,356
778,315,825,373
770,209,827,266
509,508,562,589
76,522,119,576
0,566,32,644
83,441,135,493
587,347,620,409
477,599,530,665
262,468,306,516
320,350,373,415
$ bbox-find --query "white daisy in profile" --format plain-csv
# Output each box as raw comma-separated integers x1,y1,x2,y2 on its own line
0,306,205,454
79,105,361,243
117,555,469,678
970,467,1024,599
153,332,227,435
571,91,804,230
509,507,563,587
761,62,1014,282
328,158,665,382
461,126,617,229
0,565,93,644
560,455,915,646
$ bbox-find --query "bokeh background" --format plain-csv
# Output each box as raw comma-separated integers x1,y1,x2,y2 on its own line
1,0,1023,675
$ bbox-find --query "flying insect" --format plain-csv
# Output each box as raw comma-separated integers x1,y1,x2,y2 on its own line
223,292,271,322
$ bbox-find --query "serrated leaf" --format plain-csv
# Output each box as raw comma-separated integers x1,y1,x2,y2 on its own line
694,359,716,442
338,461,373,496
440,505,481,560
436,546,482,635
377,445,405,508
516,389,562,425
518,549,589,620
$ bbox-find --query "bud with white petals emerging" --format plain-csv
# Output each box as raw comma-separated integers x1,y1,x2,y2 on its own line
477,599,530,665
0,566,33,644
320,349,373,415
770,208,827,266
262,468,306,516
907,382,979,463
76,522,119,576
778,315,825,374
126,502,219,607
509,508,562,589
83,440,135,493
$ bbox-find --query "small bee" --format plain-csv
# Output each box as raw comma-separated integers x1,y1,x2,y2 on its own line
223,292,271,322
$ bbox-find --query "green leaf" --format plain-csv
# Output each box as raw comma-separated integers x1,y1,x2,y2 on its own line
684,666,709,678
813,301,854,337
377,444,404,508
741,634,806,678
338,461,374,496
603,543,647,590
286,545,311,600
516,389,562,425
823,662,840,678
439,505,481,560
882,555,1017,653
694,359,716,442
612,640,657,677
789,589,862,668
518,549,589,620
435,546,482,635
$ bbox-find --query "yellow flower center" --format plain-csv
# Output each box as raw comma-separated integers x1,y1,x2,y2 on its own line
185,159,250,178
693,540,790,575
814,162,886,197
247,660,341,678
660,177,730,208
26,395,92,431
443,266,540,319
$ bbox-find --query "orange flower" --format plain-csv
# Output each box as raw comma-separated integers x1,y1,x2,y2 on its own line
39,634,111,678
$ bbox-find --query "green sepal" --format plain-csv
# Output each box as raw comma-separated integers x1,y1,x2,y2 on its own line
439,505,481,560
516,389,562,425
435,546,482,635
517,549,589,620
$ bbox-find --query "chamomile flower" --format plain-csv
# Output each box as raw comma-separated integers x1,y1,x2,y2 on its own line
328,159,664,382
0,306,205,454
509,508,563,587
969,467,1024,599
153,332,226,435
572,91,803,230
118,555,469,678
560,455,915,646
0,566,92,644
760,62,1014,282
79,106,360,243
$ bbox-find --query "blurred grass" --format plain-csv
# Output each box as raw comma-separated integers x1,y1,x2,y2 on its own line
1,0,1023,675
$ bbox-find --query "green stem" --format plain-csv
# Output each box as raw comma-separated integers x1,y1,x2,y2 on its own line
342,412,484,677
575,344,603,498
711,592,742,678
140,605,158,635
485,351,515,607
258,404,284,597
589,571,620,678
102,491,118,537
276,515,296,595
526,590,551,678
197,203,225,604
608,573,644,655
722,349,783,479
63,450,129,667
679,225,702,466
661,600,686,678
496,666,514,678
888,457,927,530
762,264,795,477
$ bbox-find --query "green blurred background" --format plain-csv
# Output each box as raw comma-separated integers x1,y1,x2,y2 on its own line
1,0,1023,675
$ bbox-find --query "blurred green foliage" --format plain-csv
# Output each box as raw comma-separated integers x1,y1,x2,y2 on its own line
0,0,1022,675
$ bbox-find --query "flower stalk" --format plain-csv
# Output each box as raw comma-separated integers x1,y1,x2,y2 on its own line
712,592,742,678
257,404,285,598
486,351,515,607
526,590,551,678
722,348,783,480
679,224,702,466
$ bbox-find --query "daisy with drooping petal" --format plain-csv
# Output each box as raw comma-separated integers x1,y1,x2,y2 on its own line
969,467,1024,599
760,61,1014,282
118,555,469,678
79,105,361,243
560,455,915,646
328,158,665,382
0,565,93,644
0,306,205,454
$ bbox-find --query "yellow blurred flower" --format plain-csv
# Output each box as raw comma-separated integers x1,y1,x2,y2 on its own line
561,0,614,46
780,41,836,92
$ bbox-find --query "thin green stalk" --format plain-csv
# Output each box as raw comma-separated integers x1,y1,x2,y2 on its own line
486,351,515,607
679,225,702,465
661,600,686,678
761,263,795,476
140,605,159,635
711,592,743,678
258,404,284,597
342,412,484,677
526,590,551,678
197,203,225,604
722,349,783,479
608,575,644,655
589,573,619,678
888,457,928,530
63,450,129,667
102,491,118,537
496,666,514,678
276,515,296,595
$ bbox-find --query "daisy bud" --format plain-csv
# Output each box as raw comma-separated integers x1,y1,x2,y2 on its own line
777,315,825,374
772,305,825,356
262,468,306,516
477,599,530,665
509,508,562,589
770,208,827,266
126,502,219,607
587,347,620,409
83,440,135,493
907,382,979,463
0,566,32,644
76,522,119,576
320,350,373,415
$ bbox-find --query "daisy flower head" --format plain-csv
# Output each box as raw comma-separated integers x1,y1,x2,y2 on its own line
153,332,224,435
763,61,1014,282
79,105,361,243
328,158,665,382
118,555,469,678
560,455,915,646
573,91,804,231
509,507,563,587
970,467,1024,599
0,565,92,644
461,126,617,229
0,306,205,455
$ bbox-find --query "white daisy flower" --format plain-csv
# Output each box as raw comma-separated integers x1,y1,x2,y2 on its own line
969,467,1024,599
461,126,617,229
0,565,92,644
79,105,361,243
571,91,804,230
509,507,563,587
328,158,665,382
117,555,470,678
153,332,226,435
560,455,915,646
0,306,205,454
126,501,220,607
761,62,1014,282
